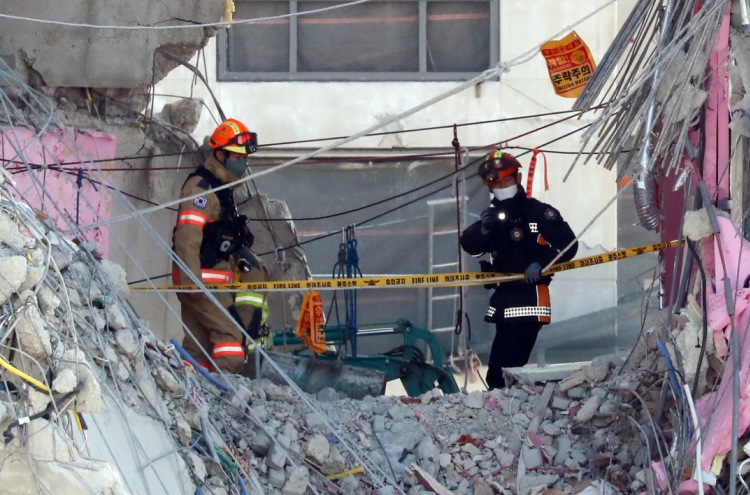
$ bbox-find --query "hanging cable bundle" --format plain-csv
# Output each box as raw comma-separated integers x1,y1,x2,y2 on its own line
451,127,471,341
344,226,363,357
566,0,729,231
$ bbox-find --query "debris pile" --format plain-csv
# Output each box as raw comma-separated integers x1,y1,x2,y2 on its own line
0,189,736,495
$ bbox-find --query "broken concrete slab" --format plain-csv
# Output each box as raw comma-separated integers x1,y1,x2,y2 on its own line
518,474,560,495
322,444,346,475
107,304,130,330
283,466,309,495
0,0,225,89
52,368,77,394
269,468,287,488
16,303,52,359
115,329,139,357
37,285,61,316
160,98,203,134
575,396,601,422
267,442,287,470
463,391,484,409
57,348,101,414
305,434,330,465
559,370,588,392
504,362,588,385
99,259,130,296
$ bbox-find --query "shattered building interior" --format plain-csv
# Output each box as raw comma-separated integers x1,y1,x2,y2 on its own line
1,0,750,495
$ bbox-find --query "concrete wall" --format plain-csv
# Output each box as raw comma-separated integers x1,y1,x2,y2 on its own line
153,0,638,330
0,0,224,88
2,128,116,256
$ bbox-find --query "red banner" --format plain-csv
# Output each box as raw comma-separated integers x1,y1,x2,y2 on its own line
295,291,326,353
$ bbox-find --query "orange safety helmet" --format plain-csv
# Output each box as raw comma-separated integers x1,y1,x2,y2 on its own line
209,118,258,154
478,150,521,186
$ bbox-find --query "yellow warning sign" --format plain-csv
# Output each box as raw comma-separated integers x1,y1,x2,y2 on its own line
541,31,596,98
131,240,680,293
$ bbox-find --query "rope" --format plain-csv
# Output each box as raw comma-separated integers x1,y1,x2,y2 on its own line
540,177,634,274
0,107,604,171
127,117,597,284
0,62,398,492
67,0,619,235
344,226,362,357
451,126,470,341
0,0,373,30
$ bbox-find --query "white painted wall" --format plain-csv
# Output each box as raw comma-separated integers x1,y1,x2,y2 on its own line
155,0,637,324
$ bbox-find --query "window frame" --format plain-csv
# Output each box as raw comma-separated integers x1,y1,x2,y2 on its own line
217,0,500,82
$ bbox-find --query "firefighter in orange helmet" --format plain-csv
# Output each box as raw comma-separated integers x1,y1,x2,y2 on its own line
172,118,259,373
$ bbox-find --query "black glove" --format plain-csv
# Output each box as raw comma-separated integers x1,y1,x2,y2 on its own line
480,207,498,235
524,262,542,284
235,215,254,248
479,260,497,290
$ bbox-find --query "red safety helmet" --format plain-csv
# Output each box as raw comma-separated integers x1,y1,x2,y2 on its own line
478,150,521,186
209,118,258,154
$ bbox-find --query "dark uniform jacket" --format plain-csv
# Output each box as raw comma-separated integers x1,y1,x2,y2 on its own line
460,186,578,325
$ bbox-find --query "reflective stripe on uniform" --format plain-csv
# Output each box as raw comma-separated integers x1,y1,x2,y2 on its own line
177,210,210,228
212,342,244,359
235,292,266,306
173,269,235,285
236,291,269,325
201,269,235,284
503,306,552,318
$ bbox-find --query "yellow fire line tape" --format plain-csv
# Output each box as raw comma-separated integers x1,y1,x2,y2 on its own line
132,240,679,293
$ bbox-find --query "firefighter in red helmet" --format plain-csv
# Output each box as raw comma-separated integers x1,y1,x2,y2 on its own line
172,118,261,373
460,150,578,389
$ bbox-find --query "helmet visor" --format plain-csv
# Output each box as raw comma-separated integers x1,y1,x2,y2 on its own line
224,132,258,154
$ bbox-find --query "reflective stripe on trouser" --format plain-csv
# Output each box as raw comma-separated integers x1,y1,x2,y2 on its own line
213,341,245,359
235,291,268,326
172,269,236,285
177,291,245,374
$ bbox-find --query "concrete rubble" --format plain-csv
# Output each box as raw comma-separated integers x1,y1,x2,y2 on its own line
0,70,738,495
0,171,742,495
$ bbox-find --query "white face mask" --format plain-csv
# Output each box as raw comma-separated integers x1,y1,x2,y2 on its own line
492,184,518,202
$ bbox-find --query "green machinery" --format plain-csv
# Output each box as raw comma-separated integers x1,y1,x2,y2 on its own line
260,319,459,398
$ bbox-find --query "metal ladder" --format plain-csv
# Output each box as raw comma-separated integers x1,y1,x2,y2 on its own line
426,159,469,371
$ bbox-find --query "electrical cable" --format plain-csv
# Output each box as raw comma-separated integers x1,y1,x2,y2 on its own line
0,106,605,171
243,112,596,224
687,240,709,399
0,64,311,495
254,106,605,148
256,181,454,256
657,340,684,401
127,117,595,283
0,0,375,30
256,121,594,255
170,338,230,392
156,49,227,122
8,165,179,210
2,381,84,444
0,7,622,485
0,354,50,392
72,0,621,235
684,384,705,495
